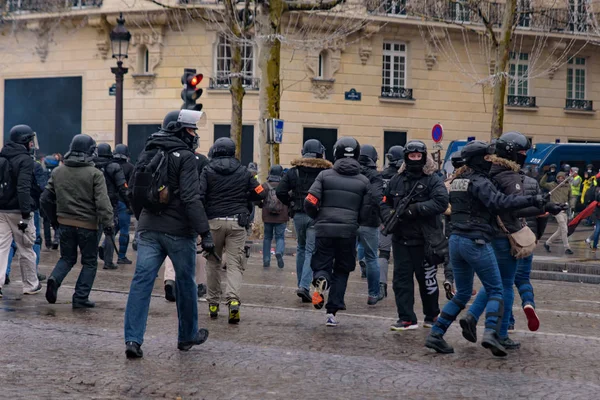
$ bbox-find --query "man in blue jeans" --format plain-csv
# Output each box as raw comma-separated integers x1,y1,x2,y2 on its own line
260,165,288,268
125,110,213,358
277,139,332,302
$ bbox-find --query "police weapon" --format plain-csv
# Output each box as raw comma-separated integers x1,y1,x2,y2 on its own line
197,248,222,263
381,184,427,236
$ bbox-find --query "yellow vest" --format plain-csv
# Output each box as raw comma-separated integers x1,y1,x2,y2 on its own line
571,175,582,196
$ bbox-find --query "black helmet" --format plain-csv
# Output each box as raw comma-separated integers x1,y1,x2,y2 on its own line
211,137,235,158
562,164,571,172
162,109,202,132
587,164,594,170
462,140,494,173
450,151,465,169
248,162,258,174
550,163,557,169
495,131,531,165
268,164,283,182
386,145,405,168
333,137,360,161
114,144,130,160
302,139,325,159
359,144,378,167
404,140,427,173
10,125,36,146
65,134,97,159
97,143,113,158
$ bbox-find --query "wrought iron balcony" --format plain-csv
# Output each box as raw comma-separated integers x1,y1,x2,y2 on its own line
565,99,593,111
209,77,260,91
381,86,414,100
6,0,102,12
507,95,536,108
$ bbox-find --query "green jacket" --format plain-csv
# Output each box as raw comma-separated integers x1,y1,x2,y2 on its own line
540,173,570,205
46,158,113,230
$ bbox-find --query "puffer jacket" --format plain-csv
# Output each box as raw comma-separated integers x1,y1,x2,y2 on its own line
515,172,548,240
276,157,333,214
381,154,448,245
359,164,383,227
304,158,369,238
0,142,35,215
94,156,129,208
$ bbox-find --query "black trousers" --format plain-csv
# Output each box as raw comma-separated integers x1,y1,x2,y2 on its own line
311,236,356,314
392,241,440,323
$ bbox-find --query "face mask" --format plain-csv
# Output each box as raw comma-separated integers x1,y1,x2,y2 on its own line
516,153,527,167
588,170,593,174
551,168,556,173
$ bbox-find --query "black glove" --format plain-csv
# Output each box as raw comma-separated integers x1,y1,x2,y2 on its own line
103,226,114,237
201,231,215,253
402,204,419,219
17,219,29,232
544,202,567,215
21,212,31,220
532,194,549,209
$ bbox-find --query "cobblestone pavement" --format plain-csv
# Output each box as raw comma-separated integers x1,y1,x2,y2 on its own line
3,246,600,399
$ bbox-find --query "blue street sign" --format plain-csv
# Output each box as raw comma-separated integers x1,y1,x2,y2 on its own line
432,123,443,143
344,88,362,101
109,83,116,96
273,119,284,144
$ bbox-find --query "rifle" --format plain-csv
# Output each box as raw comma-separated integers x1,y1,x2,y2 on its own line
381,182,427,236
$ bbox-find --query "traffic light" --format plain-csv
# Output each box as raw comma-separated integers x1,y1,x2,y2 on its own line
181,68,203,111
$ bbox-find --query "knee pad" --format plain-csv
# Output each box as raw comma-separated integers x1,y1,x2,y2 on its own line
378,249,390,261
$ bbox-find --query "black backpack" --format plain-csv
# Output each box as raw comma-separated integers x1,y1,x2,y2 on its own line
131,148,174,215
0,156,15,204
264,182,283,215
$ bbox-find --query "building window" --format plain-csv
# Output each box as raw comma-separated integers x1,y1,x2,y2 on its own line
567,57,586,100
517,0,532,27
303,127,338,163
508,52,529,96
569,0,590,32
384,131,407,163
138,46,150,74
382,42,407,89
318,50,330,79
215,35,254,87
450,1,471,22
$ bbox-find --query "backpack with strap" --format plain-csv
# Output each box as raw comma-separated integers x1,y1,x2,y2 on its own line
264,182,284,215
131,148,174,215
0,156,15,204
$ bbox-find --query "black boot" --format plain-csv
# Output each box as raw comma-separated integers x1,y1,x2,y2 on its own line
126,341,143,359
425,332,454,354
380,282,387,298
459,314,478,343
499,336,521,350
164,280,176,302
481,330,507,357
359,260,366,278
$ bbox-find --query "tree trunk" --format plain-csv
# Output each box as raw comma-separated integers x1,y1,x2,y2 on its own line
257,0,282,183
490,0,517,139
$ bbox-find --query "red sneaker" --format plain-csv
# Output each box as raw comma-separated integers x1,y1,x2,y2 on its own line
523,304,540,331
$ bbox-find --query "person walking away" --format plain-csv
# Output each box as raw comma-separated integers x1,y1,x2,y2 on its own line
305,137,370,327
260,165,288,269
424,140,546,356
541,172,572,254
378,145,404,299
42,134,113,308
569,167,582,218
0,125,42,298
276,139,332,303
381,141,448,331
357,145,384,305
125,110,213,358
95,144,131,270
42,153,62,250
112,144,135,265
199,137,266,323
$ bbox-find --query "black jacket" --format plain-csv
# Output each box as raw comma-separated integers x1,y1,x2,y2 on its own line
195,153,209,175
199,156,265,220
381,155,448,245
0,142,34,215
381,165,399,181
515,172,548,240
134,134,210,237
277,157,333,214
31,162,48,211
304,158,369,238
94,156,129,209
359,165,384,227
114,158,134,185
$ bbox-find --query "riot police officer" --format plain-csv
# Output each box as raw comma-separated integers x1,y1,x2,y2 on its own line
113,144,135,264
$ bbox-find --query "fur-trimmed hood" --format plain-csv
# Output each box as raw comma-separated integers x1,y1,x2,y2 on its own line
290,157,333,169
489,154,520,173
398,153,437,176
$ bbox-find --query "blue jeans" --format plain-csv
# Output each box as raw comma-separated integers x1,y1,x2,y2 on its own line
357,226,380,297
7,210,41,277
293,213,316,290
467,237,516,339
124,230,198,345
592,217,600,249
263,222,286,265
116,201,131,259
432,235,504,336
510,254,535,326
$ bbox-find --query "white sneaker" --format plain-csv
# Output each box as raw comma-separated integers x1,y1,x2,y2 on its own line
24,283,42,295
586,237,592,248
326,313,338,327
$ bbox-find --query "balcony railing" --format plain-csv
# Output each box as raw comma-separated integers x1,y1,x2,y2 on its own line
507,95,536,108
381,86,414,100
565,99,593,111
209,77,260,91
6,0,102,12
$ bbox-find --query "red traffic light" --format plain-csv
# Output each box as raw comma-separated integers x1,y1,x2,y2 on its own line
189,74,203,87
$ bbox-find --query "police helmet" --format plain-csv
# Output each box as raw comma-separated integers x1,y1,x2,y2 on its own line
97,143,113,158
114,144,130,160
302,139,325,159
358,144,378,167
333,137,360,161
450,151,465,169
10,125,36,147
386,145,405,166
211,137,236,158
495,131,531,164
65,134,97,159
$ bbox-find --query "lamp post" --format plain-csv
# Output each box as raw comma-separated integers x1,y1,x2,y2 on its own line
110,13,131,145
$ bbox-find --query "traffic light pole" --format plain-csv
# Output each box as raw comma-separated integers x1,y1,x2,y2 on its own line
111,61,128,145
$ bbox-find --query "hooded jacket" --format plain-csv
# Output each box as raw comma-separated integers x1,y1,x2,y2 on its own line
0,142,35,215
94,156,129,209
359,164,384,227
381,154,448,245
276,157,333,215
42,156,113,230
134,133,210,237
304,158,370,238
199,156,265,220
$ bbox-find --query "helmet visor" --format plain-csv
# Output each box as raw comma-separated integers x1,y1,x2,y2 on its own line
178,110,207,129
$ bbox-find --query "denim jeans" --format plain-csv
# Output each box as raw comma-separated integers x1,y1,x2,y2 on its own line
357,226,380,297
124,230,198,345
116,201,131,260
293,213,316,290
49,225,99,302
510,254,535,326
7,210,42,277
432,235,504,336
263,222,286,266
467,237,516,339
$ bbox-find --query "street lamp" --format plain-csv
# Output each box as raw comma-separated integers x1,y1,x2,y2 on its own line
110,13,131,145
